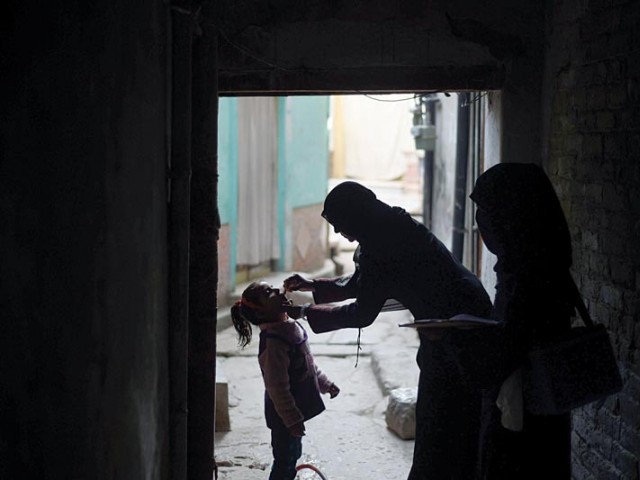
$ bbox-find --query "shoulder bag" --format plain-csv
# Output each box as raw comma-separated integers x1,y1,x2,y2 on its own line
523,276,623,415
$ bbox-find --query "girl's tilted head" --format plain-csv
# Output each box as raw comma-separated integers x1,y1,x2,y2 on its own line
229,281,291,347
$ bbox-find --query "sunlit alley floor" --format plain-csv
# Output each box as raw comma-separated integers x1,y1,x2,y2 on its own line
215,306,420,480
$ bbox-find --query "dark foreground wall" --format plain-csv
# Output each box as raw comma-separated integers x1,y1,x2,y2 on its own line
1,2,170,478
543,0,640,478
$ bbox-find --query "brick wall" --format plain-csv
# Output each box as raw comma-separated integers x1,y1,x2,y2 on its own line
544,0,640,478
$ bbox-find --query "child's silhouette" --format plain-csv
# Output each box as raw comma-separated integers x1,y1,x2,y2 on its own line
230,281,339,480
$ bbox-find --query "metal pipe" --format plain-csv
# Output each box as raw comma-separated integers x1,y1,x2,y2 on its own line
471,95,484,274
452,92,470,262
422,97,437,229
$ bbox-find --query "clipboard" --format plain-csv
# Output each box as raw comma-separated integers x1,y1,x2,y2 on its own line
399,313,500,329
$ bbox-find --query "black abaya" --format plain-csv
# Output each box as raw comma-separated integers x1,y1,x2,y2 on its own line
470,163,574,479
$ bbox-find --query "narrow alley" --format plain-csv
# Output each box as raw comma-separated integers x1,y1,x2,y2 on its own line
215,220,422,480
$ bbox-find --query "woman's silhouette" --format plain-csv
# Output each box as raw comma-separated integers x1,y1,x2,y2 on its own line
470,163,573,479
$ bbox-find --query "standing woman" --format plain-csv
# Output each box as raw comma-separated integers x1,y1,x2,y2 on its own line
283,181,493,480
470,163,573,479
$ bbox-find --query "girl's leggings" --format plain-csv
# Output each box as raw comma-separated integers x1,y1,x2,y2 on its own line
269,423,302,480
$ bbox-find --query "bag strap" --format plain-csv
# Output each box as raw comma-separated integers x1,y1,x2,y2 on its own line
568,274,595,328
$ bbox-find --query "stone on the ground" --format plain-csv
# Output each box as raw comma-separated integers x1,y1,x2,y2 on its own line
215,359,231,432
385,386,418,440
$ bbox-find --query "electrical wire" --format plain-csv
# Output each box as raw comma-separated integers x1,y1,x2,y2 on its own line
357,92,420,102
461,91,489,107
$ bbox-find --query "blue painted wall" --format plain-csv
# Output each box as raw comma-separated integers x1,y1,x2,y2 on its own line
219,96,330,285
217,98,238,285
217,98,237,225
280,96,330,208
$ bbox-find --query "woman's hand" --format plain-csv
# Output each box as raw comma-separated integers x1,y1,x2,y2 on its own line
328,383,340,399
281,304,304,319
283,274,315,292
288,421,305,437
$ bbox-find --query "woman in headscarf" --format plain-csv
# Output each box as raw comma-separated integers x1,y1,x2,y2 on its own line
283,181,494,480
469,163,573,479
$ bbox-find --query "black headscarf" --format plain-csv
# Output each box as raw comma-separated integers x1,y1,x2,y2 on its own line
470,163,572,275
322,181,394,244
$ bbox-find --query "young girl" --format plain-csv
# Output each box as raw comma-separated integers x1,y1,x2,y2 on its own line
230,281,340,480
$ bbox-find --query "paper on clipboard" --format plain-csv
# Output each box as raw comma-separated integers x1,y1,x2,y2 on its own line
399,314,500,329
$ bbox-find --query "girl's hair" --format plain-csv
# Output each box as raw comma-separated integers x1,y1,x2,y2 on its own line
229,282,265,348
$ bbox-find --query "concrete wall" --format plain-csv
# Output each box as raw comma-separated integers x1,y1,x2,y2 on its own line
291,204,329,273
217,225,233,306
542,0,640,477
1,2,169,479
216,1,517,93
